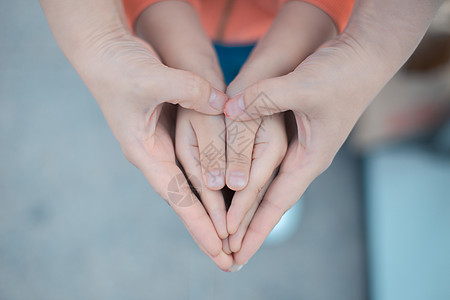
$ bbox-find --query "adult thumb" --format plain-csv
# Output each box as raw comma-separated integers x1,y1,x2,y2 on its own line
154,67,227,115
223,74,303,121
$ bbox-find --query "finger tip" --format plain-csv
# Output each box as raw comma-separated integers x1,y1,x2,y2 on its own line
226,216,239,236
211,223,229,250
218,228,229,240
213,251,234,272
206,182,225,191
233,252,249,266
222,248,232,255
209,88,227,112
207,207,228,240
212,218,228,241
205,170,225,190
226,172,248,191
207,240,224,258
223,93,245,119
227,262,245,273
222,239,232,255
229,236,243,253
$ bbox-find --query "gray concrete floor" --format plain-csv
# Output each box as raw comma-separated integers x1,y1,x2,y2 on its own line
0,2,367,299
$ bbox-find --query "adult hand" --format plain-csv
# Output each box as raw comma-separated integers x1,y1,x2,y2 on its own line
41,0,232,270
135,1,236,268
224,0,443,265
223,0,337,254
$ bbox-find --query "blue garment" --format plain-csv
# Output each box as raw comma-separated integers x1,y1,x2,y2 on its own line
214,43,255,85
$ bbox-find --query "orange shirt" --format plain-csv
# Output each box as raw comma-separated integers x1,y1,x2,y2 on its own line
123,0,354,44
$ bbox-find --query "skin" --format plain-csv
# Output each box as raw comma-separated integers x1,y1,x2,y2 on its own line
135,0,230,242
40,0,443,271
224,1,338,254
134,1,290,259
224,0,445,265
40,0,234,270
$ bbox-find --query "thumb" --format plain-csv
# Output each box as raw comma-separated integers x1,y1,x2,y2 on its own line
223,74,302,121
154,67,228,115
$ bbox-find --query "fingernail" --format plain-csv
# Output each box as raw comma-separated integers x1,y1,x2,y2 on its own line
209,88,226,111
228,263,244,272
206,169,224,189
228,172,247,190
224,94,245,118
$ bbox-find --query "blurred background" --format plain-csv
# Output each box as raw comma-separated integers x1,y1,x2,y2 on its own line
0,1,449,300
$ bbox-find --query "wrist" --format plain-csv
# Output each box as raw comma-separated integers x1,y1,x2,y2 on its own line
41,0,129,60
69,33,162,107
69,25,130,69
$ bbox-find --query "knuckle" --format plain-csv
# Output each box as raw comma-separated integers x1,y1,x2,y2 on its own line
247,80,264,105
199,142,225,170
181,72,207,107
228,152,252,167
263,198,286,216
315,154,335,175
121,144,138,165
120,136,145,166
132,65,168,98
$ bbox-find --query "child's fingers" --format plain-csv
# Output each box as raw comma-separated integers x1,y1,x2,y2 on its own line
175,109,228,239
190,114,226,190
225,118,261,191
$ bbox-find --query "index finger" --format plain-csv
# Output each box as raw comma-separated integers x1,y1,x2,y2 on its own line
133,153,234,270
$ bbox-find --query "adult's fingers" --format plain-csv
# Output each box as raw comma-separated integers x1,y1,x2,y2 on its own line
225,117,261,191
232,143,319,265
153,66,228,115
226,115,287,235
129,144,232,269
175,110,228,239
189,226,234,271
223,0,338,121
147,162,228,260
222,237,232,255
228,168,277,253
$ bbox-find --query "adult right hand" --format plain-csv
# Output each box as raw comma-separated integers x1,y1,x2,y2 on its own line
81,35,233,269
40,0,233,270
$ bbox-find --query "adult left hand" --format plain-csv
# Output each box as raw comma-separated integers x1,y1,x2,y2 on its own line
224,0,443,265
222,0,337,256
